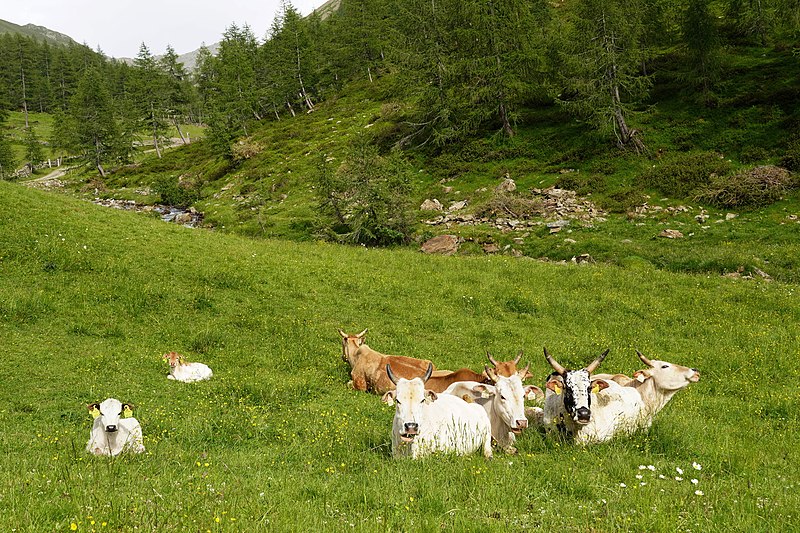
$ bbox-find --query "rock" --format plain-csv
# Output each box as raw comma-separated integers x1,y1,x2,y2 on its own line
752,267,772,281
482,243,500,254
510,248,523,257
620,239,633,244
726,213,737,220
695,213,709,223
420,198,443,211
442,186,454,193
174,212,193,225
571,253,595,264
512,237,524,245
421,235,460,255
546,220,570,229
658,229,684,239
495,178,517,193
449,200,467,211
549,226,562,234
563,238,577,244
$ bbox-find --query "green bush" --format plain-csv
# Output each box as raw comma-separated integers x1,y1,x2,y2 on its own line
638,152,732,198
781,138,800,171
151,174,200,208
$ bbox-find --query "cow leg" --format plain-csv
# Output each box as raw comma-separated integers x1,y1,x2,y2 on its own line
352,375,368,392
482,436,493,459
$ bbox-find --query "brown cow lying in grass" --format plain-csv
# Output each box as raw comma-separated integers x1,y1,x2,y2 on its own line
423,351,535,393
338,329,437,394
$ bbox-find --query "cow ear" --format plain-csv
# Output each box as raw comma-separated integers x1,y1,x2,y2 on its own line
122,403,134,417
381,391,395,406
525,385,544,400
546,379,562,395
473,384,494,399
88,403,101,419
634,370,651,383
591,379,609,393
425,390,438,403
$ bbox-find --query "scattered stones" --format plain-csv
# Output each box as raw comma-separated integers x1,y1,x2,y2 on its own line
726,213,738,220
442,186,454,194
420,198,443,211
546,219,570,229
787,214,798,221
92,198,203,227
421,234,460,255
549,226,562,234
449,200,467,211
658,229,684,239
482,243,500,254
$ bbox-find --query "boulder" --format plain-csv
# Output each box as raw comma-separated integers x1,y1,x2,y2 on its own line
421,235,460,255
658,229,684,239
495,178,517,193
420,199,443,211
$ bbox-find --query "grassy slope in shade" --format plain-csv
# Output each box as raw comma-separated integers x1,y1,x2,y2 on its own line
0,181,797,531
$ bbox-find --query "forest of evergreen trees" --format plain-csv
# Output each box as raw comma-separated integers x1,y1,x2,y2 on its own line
0,0,798,177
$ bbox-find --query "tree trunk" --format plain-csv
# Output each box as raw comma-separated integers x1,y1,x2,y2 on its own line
286,101,296,117
95,137,106,178
151,103,162,158
172,116,188,145
498,102,514,137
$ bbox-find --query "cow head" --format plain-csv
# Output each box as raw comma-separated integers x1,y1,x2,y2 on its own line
633,350,700,391
88,398,134,433
382,363,435,442
482,366,544,433
162,351,185,368
487,350,535,380
338,328,367,365
544,347,610,425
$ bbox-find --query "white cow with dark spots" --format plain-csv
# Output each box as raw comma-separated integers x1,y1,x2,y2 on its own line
537,347,611,435
85,398,145,456
382,363,493,459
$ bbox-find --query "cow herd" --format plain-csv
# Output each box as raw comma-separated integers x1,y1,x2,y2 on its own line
339,329,700,458
84,330,699,459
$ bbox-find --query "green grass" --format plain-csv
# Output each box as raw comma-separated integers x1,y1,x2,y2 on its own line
1,181,798,531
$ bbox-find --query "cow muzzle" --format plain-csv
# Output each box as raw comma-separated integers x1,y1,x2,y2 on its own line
105,425,118,433
400,422,419,442
689,369,701,382
574,407,591,424
512,419,528,433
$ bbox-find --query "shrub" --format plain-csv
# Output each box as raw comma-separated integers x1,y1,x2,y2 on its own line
781,138,800,171
693,165,795,208
638,152,732,198
314,137,415,246
151,174,200,208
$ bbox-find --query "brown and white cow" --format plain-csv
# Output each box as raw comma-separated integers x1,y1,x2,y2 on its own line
423,351,534,393
338,328,436,394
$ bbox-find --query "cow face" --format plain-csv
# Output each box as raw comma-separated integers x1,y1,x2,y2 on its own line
635,357,700,391
338,328,367,365
543,348,610,425
485,367,543,433
88,398,134,433
162,351,183,368
383,377,437,442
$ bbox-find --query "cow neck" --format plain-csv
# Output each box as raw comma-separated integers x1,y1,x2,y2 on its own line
633,377,679,415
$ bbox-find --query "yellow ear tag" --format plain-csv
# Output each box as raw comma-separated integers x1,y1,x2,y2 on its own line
123,407,133,418
553,384,562,395
591,384,600,394
90,407,101,419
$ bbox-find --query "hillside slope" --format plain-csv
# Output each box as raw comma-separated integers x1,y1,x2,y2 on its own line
0,18,76,46
1,180,798,530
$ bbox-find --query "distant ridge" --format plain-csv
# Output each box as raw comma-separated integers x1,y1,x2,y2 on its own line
0,18,77,46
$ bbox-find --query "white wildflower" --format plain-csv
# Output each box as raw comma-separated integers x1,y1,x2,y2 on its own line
691,479,699,485
620,483,627,488
676,467,684,475
647,465,656,471
692,462,702,470
639,465,647,470
636,474,643,480
658,474,666,479
695,490,704,496
675,477,683,481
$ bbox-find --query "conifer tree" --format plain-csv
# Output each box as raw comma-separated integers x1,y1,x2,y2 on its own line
682,0,722,101
23,126,45,171
66,66,119,176
132,43,169,158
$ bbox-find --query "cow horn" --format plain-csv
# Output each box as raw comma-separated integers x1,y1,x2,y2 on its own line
422,363,433,383
337,329,347,339
487,351,498,366
386,364,398,385
518,363,530,379
636,349,654,367
357,328,368,338
585,349,610,373
544,347,567,376
514,350,523,365
485,365,498,383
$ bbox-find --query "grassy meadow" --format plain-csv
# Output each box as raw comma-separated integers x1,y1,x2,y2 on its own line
1,180,798,531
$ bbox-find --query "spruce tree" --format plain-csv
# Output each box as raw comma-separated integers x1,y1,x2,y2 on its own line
66,66,119,177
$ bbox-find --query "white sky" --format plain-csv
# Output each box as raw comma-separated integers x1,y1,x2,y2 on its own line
2,0,324,58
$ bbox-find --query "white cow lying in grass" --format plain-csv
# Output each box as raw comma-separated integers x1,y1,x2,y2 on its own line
163,351,213,382
382,363,493,459
86,398,145,456
543,350,701,444
443,365,543,454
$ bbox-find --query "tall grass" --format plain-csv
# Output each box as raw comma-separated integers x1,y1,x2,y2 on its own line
0,182,797,531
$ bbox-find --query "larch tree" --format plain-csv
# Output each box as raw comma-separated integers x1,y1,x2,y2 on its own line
553,0,652,152
67,66,119,177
